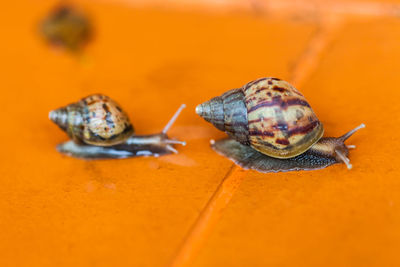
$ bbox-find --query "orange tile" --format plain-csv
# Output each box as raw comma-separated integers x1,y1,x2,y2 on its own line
192,17,400,267
0,1,316,266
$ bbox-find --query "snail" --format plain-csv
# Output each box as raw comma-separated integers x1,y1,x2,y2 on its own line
40,5,92,51
196,77,365,173
49,94,186,159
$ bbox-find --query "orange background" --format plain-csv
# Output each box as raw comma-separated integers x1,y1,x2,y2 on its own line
1,0,400,266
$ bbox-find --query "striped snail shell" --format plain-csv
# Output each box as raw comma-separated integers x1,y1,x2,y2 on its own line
50,94,134,146
196,77,323,158
196,77,365,172
50,94,186,159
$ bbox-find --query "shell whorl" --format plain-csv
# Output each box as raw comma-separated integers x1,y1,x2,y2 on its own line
196,89,250,145
196,77,324,159
49,107,69,132
49,94,134,146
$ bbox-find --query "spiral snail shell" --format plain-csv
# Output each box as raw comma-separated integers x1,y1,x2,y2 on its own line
50,94,186,159
196,77,365,173
50,94,133,146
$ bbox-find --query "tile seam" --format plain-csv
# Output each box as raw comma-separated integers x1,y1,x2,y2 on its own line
168,15,345,267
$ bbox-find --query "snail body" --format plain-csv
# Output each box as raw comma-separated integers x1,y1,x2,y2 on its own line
50,94,185,159
196,77,364,173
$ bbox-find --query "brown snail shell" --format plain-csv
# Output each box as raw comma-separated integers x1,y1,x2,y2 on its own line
196,77,364,172
50,94,133,146
196,77,324,158
50,94,186,159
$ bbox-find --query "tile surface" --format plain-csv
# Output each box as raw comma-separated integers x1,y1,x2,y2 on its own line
0,1,317,266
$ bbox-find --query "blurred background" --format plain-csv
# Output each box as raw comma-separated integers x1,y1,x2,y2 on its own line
1,0,400,266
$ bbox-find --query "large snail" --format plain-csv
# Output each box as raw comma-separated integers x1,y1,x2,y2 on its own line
196,77,365,173
49,94,186,159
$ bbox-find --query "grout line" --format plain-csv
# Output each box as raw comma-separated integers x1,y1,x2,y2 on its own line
169,12,345,267
290,16,344,88
169,164,240,267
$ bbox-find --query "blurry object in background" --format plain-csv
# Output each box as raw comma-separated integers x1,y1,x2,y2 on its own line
40,4,92,52
49,94,186,159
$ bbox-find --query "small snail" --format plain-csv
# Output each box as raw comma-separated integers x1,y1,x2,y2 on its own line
196,77,365,173
50,94,186,159
40,5,92,51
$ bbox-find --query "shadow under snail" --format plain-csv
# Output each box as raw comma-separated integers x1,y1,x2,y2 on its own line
196,77,365,173
49,94,186,159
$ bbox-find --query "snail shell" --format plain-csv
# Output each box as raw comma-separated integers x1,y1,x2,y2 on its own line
196,77,364,172
196,77,324,159
50,94,133,146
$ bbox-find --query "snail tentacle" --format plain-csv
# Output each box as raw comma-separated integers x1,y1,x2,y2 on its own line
339,123,366,142
125,104,187,147
335,149,352,170
164,139,186,146
162,104,186,134
165,145,178,154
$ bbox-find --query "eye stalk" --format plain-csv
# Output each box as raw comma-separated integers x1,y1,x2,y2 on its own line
339,123,366,142
335,123,366,170
163,104,187,136
308,124,366,170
